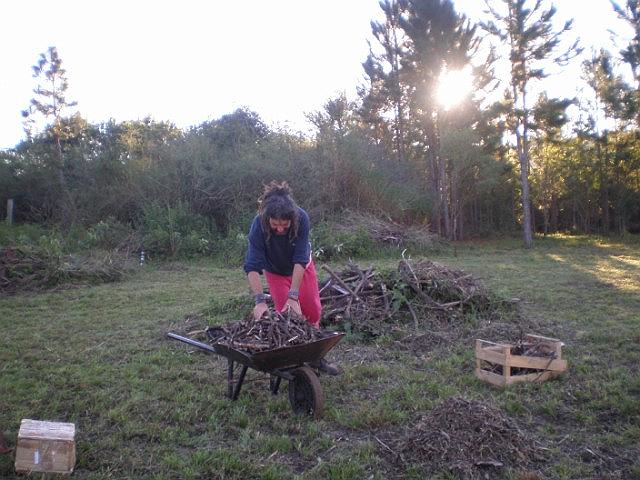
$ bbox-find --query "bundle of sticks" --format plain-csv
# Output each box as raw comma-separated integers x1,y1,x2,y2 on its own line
207,309,326,353
511,339,557,358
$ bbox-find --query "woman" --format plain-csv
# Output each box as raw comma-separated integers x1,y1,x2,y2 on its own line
243,181,339,374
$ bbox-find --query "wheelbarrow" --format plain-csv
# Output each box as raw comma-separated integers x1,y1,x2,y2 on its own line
167,329,344,419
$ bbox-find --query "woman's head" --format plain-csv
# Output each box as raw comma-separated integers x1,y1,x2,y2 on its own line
258,181,299,241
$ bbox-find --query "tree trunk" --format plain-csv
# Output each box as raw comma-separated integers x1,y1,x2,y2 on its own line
426,142,441,236
516,130,533,247
55,131,77,229
550,194,559,232
6,199,14,225
439,154,451,239
597,138,610,233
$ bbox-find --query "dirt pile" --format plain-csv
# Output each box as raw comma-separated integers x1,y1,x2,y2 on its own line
393,397,545,479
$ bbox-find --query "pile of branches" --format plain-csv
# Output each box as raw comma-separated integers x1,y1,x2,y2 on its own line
391,397,545,479
0,246,127,294
320,260,496,335
335,210,437,249
207,309,327,353
320,263,386,333
397,259,490,312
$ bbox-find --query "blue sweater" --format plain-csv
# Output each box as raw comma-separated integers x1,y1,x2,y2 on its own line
243,207,311,276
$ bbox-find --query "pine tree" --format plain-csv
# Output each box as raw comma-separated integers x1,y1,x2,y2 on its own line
399,0,477,238
483,0,580,247
611,0,640,124
22,46,79,226
360,0,409,162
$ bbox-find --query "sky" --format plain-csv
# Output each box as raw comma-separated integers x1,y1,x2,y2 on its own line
0,0,630,150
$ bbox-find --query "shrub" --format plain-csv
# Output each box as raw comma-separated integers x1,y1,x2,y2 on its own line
209,229,247,267
0,223,48,246
139,202,218,258
311,220,393,261
86,216,139,251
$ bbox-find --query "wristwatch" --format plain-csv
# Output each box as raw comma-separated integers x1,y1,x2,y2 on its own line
287,289,299,301
254,293,267,305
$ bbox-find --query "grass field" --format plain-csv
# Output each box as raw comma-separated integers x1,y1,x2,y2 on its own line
1,236,639,479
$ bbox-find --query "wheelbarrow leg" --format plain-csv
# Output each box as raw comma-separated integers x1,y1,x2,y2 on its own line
270,375,282,395
226,360,248,400
227,360,234,399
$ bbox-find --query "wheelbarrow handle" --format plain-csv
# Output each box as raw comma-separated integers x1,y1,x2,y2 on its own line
167,332,218,353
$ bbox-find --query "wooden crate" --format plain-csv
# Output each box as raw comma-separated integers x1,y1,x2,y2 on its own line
475,334,567,387
14,419,76,475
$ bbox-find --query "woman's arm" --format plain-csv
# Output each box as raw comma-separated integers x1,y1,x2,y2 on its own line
284,263,305,315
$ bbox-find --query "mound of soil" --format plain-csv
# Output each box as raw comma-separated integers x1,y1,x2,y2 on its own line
393,397,546,479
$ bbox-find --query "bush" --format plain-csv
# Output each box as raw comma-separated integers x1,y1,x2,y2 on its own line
86,216,139,251
0,223,48,246
139,203,218,258
209,229,247,267
311,221,378,260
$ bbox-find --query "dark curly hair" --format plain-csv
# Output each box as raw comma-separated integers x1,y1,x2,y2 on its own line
258,181,300,244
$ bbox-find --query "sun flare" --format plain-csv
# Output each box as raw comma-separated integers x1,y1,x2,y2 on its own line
437,66,473,110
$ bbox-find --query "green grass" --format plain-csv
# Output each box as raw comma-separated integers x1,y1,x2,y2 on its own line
1,235,639,479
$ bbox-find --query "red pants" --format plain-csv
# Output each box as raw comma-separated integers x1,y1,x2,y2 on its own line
264,260,322,327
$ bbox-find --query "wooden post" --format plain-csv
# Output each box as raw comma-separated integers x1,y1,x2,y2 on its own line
503,345,511,385
0,430,11,454
6,198,14,225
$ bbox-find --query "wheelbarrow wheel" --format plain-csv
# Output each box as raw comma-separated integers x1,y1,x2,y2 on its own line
288,366,324,419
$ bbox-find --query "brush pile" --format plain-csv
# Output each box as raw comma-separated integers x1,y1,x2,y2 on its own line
397,259,490,311
334,210,437,249
320,260,496,335
392,397,545,478
207,309,328,353
0,246,127,294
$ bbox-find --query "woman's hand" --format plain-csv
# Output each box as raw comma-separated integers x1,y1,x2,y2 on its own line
253,302,268,320
285,298,302,316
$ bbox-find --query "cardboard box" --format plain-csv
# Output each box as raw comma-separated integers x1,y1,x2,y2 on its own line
14,419,76,474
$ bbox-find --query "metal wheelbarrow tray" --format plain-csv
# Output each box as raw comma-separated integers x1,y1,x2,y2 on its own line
167,330,344,419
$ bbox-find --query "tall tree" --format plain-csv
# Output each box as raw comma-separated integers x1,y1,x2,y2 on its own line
22,46,79,226
483,0,580,247
399,0,477,238
360,0,409,162
612,1,640,85
610,1,640,125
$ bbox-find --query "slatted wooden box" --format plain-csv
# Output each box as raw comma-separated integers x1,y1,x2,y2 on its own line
475,334,567,387
14,419,76,475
